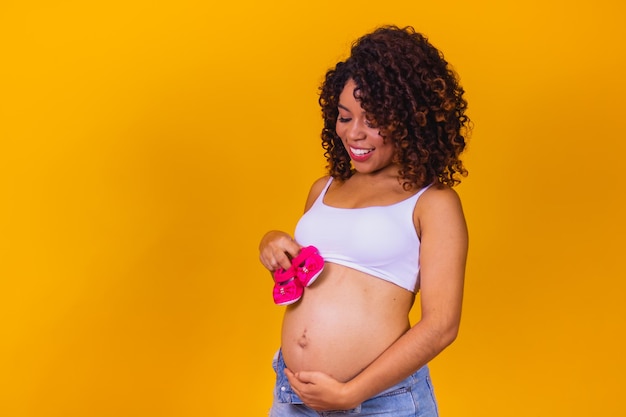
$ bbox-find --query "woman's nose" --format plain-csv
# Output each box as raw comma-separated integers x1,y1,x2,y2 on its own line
347,120,366,140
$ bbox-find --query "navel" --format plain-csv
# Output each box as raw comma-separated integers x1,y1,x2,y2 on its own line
297,329,308,348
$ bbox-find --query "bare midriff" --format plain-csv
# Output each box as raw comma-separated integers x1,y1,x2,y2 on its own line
280,262,415,383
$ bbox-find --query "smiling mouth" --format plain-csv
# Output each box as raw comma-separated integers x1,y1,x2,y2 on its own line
350,147,373,156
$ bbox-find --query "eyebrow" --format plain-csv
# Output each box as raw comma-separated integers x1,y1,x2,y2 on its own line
338,103,367,117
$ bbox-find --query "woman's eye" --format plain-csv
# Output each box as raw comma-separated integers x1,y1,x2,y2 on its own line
338,117,351,123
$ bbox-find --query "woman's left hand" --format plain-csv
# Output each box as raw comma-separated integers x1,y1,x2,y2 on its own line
284,368,360,411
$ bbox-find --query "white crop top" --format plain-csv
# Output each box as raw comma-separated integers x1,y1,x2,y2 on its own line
294,177,432,293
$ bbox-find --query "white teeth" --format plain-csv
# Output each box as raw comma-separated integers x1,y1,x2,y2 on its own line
350,147,372,156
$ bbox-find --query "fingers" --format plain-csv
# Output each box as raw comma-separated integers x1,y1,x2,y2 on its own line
284,370,342,411
284,369,306,397
260,249,295,271
259,231,302,271
274,252,292,270
285,369,318,391
291,370,314,384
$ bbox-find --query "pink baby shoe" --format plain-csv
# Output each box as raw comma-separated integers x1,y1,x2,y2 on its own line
292,245,324,287
272,266,304,306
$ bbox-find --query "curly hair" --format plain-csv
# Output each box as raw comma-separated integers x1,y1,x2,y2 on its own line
319,25,470,189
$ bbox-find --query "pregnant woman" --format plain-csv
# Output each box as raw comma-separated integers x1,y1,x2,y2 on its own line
259,25,471,417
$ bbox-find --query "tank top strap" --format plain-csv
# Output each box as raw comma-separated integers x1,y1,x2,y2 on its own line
413,182,434,201
313,177,334,206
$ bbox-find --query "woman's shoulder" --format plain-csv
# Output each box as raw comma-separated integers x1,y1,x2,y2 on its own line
415,183,465,219
312,175,332,189
309,175,334,196
303,176,333,212
421,181,461,200
413,183,467,238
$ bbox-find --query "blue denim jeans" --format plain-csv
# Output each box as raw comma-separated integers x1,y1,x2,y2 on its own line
269,349,439,417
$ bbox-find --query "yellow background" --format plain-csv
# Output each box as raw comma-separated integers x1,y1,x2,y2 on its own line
1,1,625,416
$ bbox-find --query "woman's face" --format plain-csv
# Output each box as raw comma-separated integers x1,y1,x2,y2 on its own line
336,79,396,175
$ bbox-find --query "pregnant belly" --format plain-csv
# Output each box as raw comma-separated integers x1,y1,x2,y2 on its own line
280,264,413,382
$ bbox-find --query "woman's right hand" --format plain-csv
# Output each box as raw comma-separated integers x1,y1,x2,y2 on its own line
258,230,302,272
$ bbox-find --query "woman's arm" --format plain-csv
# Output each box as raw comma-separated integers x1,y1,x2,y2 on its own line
285,186,468,410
